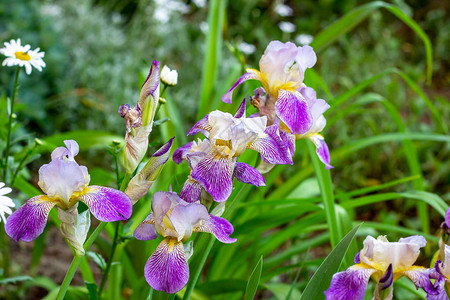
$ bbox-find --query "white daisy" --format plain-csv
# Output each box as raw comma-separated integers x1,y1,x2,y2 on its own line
0,182,14,224
160,65,178,86
0,39,46,75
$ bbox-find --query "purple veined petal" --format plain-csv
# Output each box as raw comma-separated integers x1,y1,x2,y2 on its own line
144,238,189,294
426,262,447,300
249,125,293,165
354,251,361,264
233,162,266,187
275,89,313,135
402,266,440,295
324,264,376,300
186,152,207,170
5,195,56,242
234,98,247,118
187,114,211,136
279,129,295,158
180,178,203,203
221,69,261,104
173,142,193,164
308,134,333,169
134,213,158,241
78,186,132,222
194,215,237,243
190,153,235,203
139,60,160,107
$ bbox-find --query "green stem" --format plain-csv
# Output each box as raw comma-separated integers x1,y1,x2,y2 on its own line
147,287,154,300
98,221,121,298
3,67,20,183
10,142,38,186
307,141,341,248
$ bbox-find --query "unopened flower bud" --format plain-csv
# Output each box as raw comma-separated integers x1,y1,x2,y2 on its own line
57,204,91,255
160,65,178,86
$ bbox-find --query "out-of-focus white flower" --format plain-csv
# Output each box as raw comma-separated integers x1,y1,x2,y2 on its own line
295,33,314,46
0,182,14,224
274,3,293,17
153,0,190,23
0,39,46,75
193,0,206,8
278,21,296,33
161,65,178,86
238,42,256,55
200,21,209,34
41,4,62,16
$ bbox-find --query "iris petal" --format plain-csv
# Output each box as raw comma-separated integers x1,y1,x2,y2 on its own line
325,264,376,300
194,215,237,243
275,89,313,135
221,70,260,104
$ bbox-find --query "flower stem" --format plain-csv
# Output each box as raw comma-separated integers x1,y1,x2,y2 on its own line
10,141,38,186
98,221,121,298
3,67,20,183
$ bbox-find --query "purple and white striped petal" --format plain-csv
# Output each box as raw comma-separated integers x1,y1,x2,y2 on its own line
191,153,235,203
144,238,189,294
134,213,158,241
324,264,376,300
194,215,237,243
403,266,438,295
187,114,211,136
308,134,333,169
5,195,56,242
249,125,293,165
180,178,203,203
279,130,296,158
78,186,132,222
173,142,193,164
275,89,312,134
222,70,261,104
233,162,265,187
234,98,247,118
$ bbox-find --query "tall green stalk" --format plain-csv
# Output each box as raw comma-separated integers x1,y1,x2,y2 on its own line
307,142,341,248
3,67,20,183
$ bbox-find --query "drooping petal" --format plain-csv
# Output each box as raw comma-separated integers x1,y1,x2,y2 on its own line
170,202,209,241
180,178,203,203
194,215,237,243
234,98,247,118
249,125,293,165
233,162,266,187
78,186,132,222
191,153,235,203
144,238,189,294
187,114,211,136
324,264,376,300
402,266,439,295
275,89,313,134
308,134,333,169
5,195,56,242
172,142,193,164
221,70,261,104
279,129,296,158
427,262,447,300
134,213,158,241
126,138,174,204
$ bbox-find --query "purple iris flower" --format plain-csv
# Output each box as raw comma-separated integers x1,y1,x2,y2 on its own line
325,235,437,300
222,40,317,135
5,140,132,243
173,99,292,202
427,245,450,299
134,191,236,294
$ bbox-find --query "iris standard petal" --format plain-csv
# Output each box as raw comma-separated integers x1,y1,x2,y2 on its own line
249,125,293,165
324,264,376,300
180,178,203,203
78,186,132,221
134,213,158,241
5,195,56,242
295,45,317,71
194,215,237,243
144,238,189,294
170,203,209,241
221,70,261,104
275,89,313,135
187,114,211,136
191,153,235,202
172,142,194,164
308,134,333,169
233,162,266,187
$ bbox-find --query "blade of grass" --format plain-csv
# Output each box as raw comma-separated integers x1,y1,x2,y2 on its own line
245,256,263,300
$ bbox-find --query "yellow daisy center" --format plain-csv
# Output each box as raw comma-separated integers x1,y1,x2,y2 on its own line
14,51,31,61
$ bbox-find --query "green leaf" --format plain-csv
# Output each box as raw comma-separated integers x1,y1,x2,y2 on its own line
300,224,362,300
0,275,33,284
245,256,263,300
41,130,124,152
86,251,107,272
85,282,98,300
